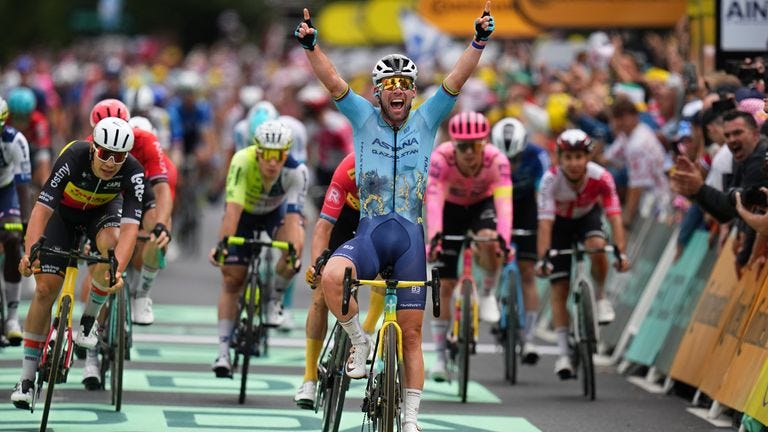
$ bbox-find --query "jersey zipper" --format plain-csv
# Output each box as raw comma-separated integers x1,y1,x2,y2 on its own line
392,126,399,212
85,178,102,210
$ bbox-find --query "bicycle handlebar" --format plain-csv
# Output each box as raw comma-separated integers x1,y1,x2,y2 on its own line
342,267,441,318
217,235,299,267
310,248,332,290
545,244,622,262
29,236,118,286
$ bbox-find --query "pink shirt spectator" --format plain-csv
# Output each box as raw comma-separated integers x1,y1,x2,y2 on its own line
538,162,622,220
426,142,513,248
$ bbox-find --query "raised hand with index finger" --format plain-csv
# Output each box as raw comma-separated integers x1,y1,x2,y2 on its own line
294,8,317,51
474,1,495,42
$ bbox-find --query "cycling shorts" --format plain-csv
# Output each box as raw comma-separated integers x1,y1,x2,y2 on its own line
0,183,21,220
549,205,606,282
434,198,496,279
37,198,123,276
513,193,538,262
332,213,427,311
221,205,286,266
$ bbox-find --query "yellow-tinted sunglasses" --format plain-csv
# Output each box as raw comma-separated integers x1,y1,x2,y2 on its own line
257,148,288,162
378,76,415,91
455,139,484,153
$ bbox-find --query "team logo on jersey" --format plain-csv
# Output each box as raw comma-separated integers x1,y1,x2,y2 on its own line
327,185,343,208
50,163,71,188
130,173,145,202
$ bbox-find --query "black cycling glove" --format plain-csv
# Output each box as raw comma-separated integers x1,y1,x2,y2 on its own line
474,11,495,42
294,18,317,51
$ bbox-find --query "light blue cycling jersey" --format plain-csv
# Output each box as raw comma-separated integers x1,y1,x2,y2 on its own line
335,85,457,224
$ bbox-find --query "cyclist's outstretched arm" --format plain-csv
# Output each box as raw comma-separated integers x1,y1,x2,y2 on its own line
444,1,494,92
20,203,54,275
606,213,626,255
295,8,348,99
536,219,553,262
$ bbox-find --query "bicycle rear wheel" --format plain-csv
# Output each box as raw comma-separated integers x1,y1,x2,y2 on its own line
458,280,472,403
111,290,127,411
40,296,70,432
505,273,520,385
238,283,257,404
321,329,351,432
380,325,400,432
577,281,596,401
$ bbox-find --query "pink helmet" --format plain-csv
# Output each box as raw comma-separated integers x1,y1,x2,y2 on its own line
448,111,490,141
90,99,130,127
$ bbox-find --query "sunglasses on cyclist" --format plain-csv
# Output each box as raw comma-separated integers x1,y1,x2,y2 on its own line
92,144,128,164
256,148,288,162
455,140,484,153
377,76,415,91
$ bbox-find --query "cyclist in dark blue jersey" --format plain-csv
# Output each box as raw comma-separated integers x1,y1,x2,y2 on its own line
295,2,494,430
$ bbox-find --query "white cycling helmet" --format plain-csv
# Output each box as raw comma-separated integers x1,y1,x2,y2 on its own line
253,119,293,151
128,116,156,134
93,117,134,152
278,115,307,151
124,85,155,112
371,54,418,85
491,118,528,158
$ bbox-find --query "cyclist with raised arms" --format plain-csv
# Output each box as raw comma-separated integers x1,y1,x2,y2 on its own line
535,129,630,379
490,117,550,364
209,119,307,378
0,97,32,346
294,152,385,408
10,118,144,409
425,111,512,381
295,3,493,430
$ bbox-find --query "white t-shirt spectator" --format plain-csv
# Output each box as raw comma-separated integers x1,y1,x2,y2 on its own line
705,144,733,192
605,121,669,192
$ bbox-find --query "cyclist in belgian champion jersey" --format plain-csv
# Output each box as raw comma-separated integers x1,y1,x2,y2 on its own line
209,119,307,378
425,111,512,382
295,2,494,430
11,118,144,409
535,129,630,379
490,117,550,364
0,97,32,347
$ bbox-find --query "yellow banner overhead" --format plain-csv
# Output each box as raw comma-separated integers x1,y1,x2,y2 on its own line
418,0,540,38
317,0,415,46
515,0,687,28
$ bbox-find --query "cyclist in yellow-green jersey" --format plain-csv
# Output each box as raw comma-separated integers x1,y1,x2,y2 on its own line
208,119,308,378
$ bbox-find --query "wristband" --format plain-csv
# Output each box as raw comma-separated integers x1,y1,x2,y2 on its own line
471,40,485,50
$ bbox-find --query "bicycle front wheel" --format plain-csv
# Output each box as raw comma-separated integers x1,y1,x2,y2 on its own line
505,275,520,385
238,284,257,404
577,280,596,401
111,290,127,411
322,330,351,432
40,296,71,432
458,280,472,403
380,325,400,432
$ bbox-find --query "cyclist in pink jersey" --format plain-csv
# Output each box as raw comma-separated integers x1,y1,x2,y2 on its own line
536,129,630,379
425,111,512,381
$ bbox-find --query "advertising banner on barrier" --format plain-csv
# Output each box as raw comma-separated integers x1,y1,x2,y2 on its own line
670,238,737,386
700,263,767,399
745,358,768,425
624,231,710,366
655,240,720,375
602,221,674,348
714,267,768,411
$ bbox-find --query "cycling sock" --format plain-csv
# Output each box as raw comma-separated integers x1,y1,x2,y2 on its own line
21,332,46,381
524,311,539,343
404,388,422,426
4,281,20,321
430,319,449,363
283,279,295,308
362,289,385,335
555,326,569,357
218,319,234,357
304,338,323,382
340,314,366,346
137,265,158,298
84,280,109,317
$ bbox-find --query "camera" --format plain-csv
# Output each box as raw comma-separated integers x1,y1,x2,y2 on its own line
741,186,768,208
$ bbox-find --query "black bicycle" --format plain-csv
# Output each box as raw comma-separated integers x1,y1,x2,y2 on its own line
95,271,133,411
217,233,297,404
308,249,353,432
